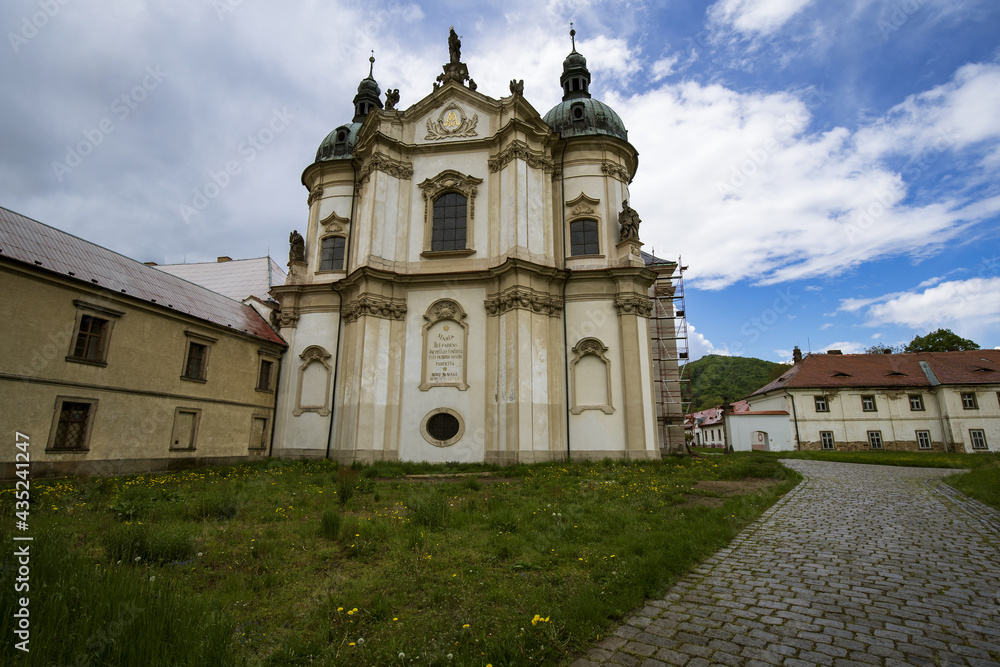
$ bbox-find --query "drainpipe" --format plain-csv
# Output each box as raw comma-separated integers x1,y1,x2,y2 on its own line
325,160,358,461
267,354,281,457
919,361,950,453
558,142,572,462
785,391,801,450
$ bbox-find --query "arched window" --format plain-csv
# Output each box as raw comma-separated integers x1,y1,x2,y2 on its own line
431,192,467,251
318,236,346,271
570,219,599,256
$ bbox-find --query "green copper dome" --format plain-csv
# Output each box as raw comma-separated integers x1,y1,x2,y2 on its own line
543,29,627,141
314,57,383,163
315,122,361,162
543,98,628,141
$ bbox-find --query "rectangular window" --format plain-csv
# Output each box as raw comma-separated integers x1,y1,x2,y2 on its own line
249,416,269,450
184,343,208,380
814,396,829,412
961,392,978,409
970,429,988,450
71,315,108,361
47,397,98,451
257,359,274,391
868,430,883,449
820,431,835,450
570,219,600,256
916,430,931,450
861,395,877,412
318,236,346,271
67,300,123,366
908,394,924,411
169,408,201,450
431,192,468,251
52,402,91,449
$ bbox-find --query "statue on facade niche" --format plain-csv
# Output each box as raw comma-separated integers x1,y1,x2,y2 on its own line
289,230,305,263
448,27,461,64
618,200,641,241
385,88,400,110
509,79,524,96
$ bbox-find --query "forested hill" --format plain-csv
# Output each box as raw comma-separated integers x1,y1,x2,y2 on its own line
684,355,788,412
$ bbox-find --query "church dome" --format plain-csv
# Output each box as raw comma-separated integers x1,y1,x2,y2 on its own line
315,122,361,162
543,98,628,141
313,56,382,163
543,29,627,142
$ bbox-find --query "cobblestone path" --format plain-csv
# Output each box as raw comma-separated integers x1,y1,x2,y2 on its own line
573,460,1000,667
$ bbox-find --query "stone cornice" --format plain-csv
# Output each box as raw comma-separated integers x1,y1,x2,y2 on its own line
356,153,414,186
614,294,653,318
342,294,408,323
488,140,553,173
485,286,562,317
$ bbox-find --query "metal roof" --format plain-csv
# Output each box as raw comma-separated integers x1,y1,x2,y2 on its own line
543,98,628,142
156,256,286,303
0,206,285,345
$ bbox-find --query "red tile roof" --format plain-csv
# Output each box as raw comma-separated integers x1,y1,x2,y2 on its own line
752,350,1000,396
0,206,285,346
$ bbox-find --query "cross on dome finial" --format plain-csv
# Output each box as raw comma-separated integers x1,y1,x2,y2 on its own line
369,51,375,77
570,23,576,51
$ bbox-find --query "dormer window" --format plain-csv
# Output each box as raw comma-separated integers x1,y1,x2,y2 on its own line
571,102,586,121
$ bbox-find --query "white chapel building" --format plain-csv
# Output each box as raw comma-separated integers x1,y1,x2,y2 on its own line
270,30,679,464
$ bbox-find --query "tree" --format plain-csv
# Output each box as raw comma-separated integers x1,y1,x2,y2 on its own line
903,328,979,353
864,343,904,354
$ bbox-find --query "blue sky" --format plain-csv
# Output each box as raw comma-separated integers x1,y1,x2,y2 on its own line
2,0,999,361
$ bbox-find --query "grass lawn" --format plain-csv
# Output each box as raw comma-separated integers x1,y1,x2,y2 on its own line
2,455,799,667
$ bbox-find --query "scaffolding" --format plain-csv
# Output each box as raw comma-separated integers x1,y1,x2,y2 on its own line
649,257,691,454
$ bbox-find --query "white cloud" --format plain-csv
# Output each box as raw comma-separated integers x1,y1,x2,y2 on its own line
819,323,834,330
708,0,815,36
618,61,1000,290
917,275,946,289
687,323,728,360
819,341,867,354
651,55,681,81
845,278,1000,334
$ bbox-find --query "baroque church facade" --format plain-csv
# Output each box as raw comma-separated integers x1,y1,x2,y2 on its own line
271,30,680,464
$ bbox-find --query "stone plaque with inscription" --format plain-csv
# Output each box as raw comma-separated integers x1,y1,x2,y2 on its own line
420,299,469,391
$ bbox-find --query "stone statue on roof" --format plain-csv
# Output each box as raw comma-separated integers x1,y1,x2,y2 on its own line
289,230,305,263
448,27,461,64
385,88,400,110
618,200,641,241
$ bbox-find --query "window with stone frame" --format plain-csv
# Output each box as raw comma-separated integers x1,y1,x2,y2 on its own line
908,394,924,411
419,170,481,257
820,431,835,450
814,395,829,412
257,359,275,391
181,331,216,382
47,397,97,451
970,429,988,450
961,392,978,410
67,300,123,366
318,236,346,271
868,430,883,449
916,430,931,450
861,395,877,412
570,219,600,256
